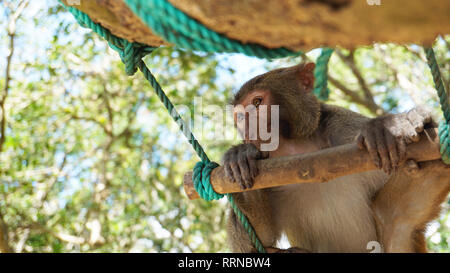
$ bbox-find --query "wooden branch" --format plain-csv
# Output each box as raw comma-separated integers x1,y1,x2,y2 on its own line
68,0,450,52
183,128,442,200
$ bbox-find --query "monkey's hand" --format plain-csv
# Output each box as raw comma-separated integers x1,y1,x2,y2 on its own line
357,106,434,174
222,143,269,189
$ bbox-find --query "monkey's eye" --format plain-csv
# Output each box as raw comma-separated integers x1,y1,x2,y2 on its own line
252,97,262,108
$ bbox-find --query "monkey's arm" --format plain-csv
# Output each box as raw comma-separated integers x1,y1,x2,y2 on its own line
227,190,281,253
319,104,450,253
228,189,311,253
222,144,281,252
320,104,435,174
317,103,370,146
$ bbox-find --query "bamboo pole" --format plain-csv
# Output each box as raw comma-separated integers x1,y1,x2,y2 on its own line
184,128,442,200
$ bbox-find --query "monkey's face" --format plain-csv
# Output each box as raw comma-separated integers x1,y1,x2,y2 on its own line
232,62,321,142
233,89,276,146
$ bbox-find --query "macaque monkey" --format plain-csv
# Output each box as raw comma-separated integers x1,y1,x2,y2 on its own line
223,62,450,253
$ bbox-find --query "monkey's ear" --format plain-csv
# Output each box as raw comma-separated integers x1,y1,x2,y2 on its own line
299,62,315,92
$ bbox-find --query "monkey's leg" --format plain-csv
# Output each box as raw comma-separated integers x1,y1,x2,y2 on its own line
227,190,281,253
371,160,450,253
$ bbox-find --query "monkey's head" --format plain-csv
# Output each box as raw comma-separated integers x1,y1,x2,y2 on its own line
232,62,320,143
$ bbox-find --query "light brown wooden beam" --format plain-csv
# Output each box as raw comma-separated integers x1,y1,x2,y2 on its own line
65,1,450,52
184,128,442,200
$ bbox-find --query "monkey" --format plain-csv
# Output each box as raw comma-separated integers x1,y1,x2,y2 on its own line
223,62,450,253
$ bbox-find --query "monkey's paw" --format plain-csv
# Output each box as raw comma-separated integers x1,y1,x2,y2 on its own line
222,143,269,189
357,106,434,174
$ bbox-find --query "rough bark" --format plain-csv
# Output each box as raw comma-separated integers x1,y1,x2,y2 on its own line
63,0,450,51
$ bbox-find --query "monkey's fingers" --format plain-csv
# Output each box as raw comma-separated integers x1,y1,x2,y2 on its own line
223,151,235,182
404,159,420,176
375,128,392,174
258,150,270,159
364,131,381,169
403,112,422,143
408,112,425,134
407,106,432,134
224,163,235,183
397,137,407,164
238,156,254,189
229,161,245,190
384,128,399,170
356,134,364,150
247,158,259,181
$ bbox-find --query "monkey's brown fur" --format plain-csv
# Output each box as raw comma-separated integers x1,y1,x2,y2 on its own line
225,63,450,253
372,160,450,252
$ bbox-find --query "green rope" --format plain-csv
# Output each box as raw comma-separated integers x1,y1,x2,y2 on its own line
124,0,333,101
123,0,300,59
227,194,266,253
60,1,266,253
58,0,450,254
313,48,334,100
140,57,267,251
424,47,450,164
193,161,222,201
137,61,210,162
61,3,155,75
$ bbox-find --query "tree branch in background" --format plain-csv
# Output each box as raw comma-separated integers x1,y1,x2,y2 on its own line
15,228,30,253
444,38,450,54
0,0,29,253
335,49,383,115
23,222,86,245
101,83,114,137
0,0,28,152
382,47,432,107
36,154,68,209
403,45,427,62
435,40,450,94
0,210,13,253
328,75,385,115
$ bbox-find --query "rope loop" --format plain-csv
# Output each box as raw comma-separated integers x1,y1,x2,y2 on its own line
439,122,450,164
313,48,334,100
193,161,223,201
60,1,155,76
120,43,155,75
124,0,301,59
424,47,450,165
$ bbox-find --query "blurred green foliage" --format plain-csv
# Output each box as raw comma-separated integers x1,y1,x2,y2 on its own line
0,0,448,253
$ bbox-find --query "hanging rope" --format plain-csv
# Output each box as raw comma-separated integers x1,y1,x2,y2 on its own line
60,1,266,253
60,0,449,254
424,47,450,164
123,0,300,59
